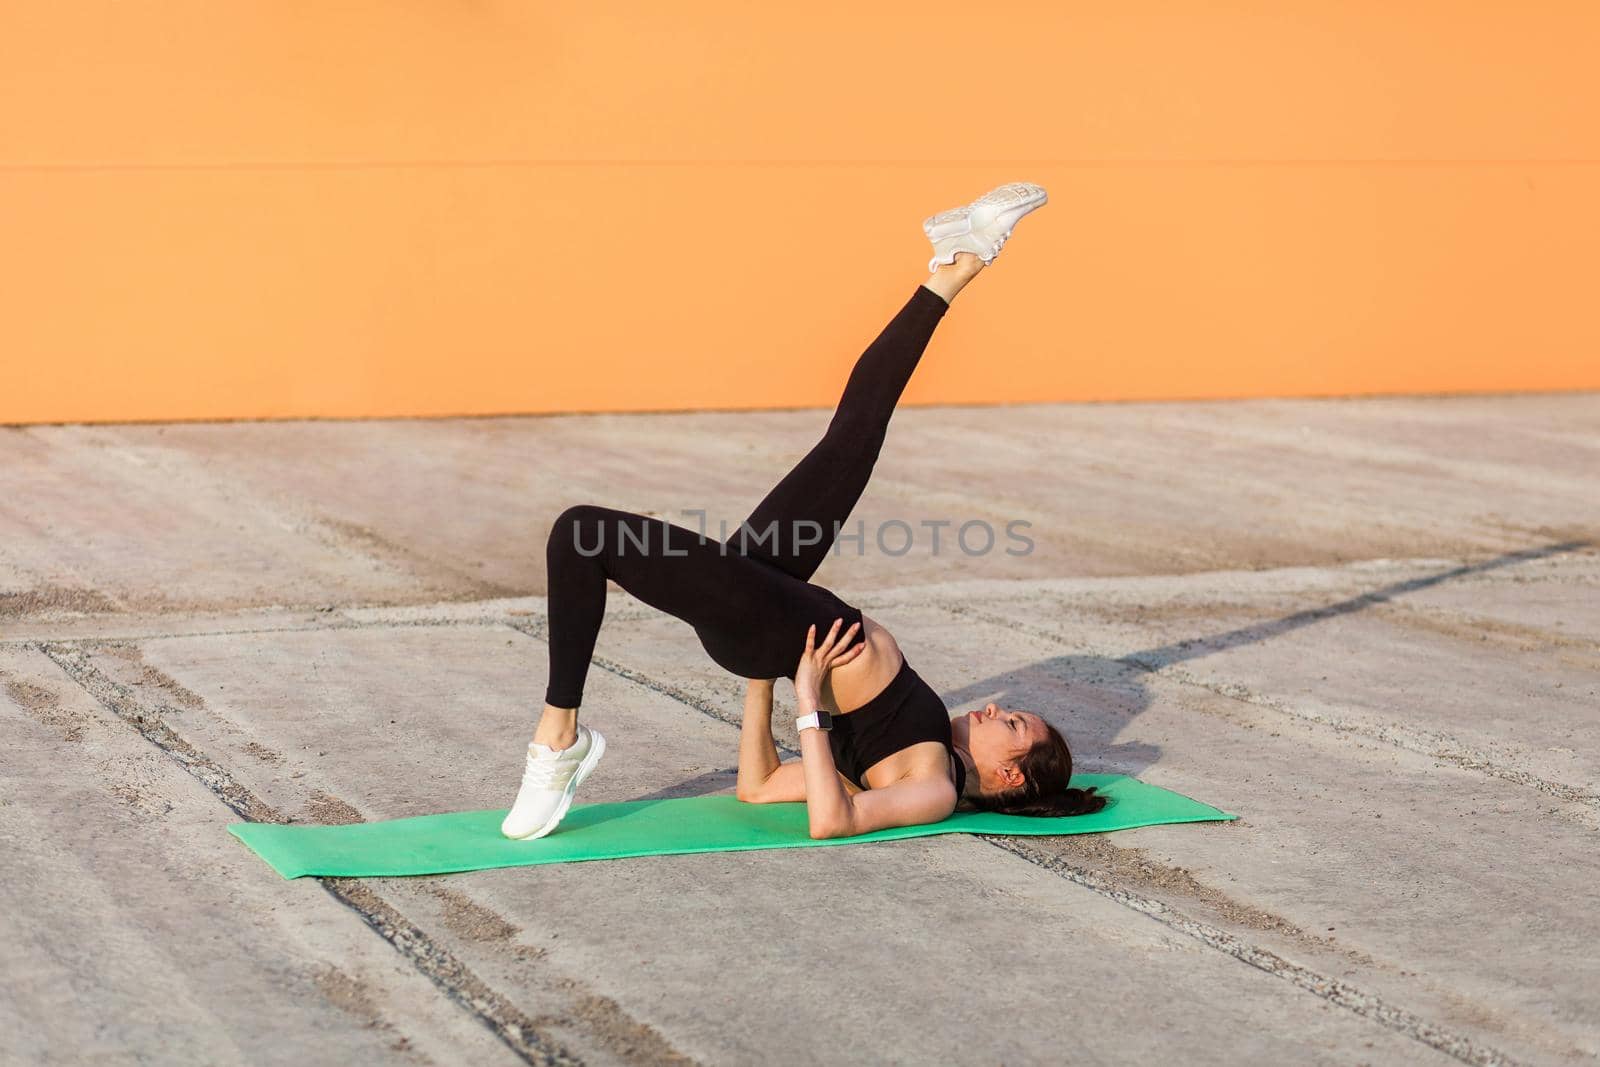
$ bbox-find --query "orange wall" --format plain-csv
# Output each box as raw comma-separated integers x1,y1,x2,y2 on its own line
2,2,1597,425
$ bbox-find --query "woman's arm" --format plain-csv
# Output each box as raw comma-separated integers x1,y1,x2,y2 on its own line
794,618,957,838
791,619,859,835
735,679,785,801
736,684,780,799
793,701,956,838
793,710,850,837
735,675,860,804
816,775,957,838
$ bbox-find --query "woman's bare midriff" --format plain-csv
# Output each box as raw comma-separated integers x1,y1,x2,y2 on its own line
819,614,957,792
820,613,901,714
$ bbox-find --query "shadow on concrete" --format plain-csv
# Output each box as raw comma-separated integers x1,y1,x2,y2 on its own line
936,539,1591,775
627,767,741,803
634,540,1589,795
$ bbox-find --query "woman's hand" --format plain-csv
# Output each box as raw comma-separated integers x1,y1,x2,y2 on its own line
793,617,864,702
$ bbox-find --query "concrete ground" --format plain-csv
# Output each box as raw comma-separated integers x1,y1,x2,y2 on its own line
2,393,1596,1066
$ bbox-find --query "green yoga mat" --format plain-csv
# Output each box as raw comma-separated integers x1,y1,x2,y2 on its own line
229,774,1234,880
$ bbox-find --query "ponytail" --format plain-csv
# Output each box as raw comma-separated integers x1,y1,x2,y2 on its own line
991,785,1107,818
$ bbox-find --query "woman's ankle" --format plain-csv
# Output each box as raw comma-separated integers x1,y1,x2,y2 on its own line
923,253,985,302
533,705,580,750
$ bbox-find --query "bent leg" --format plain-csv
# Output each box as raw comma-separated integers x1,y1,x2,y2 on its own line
731,283,951,581
544,504,792,710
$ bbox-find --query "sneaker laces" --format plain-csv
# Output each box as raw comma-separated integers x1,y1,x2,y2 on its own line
519,743,581,789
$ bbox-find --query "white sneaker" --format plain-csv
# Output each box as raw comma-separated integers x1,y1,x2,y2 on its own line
923,181,1048,272
500,725,607,840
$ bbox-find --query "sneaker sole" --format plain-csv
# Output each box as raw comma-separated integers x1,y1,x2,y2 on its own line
505,730,607,842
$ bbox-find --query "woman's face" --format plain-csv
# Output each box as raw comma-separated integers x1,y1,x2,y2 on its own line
950,702,1050,792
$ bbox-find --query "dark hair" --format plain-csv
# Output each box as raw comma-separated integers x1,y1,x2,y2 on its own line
973,720,1108,817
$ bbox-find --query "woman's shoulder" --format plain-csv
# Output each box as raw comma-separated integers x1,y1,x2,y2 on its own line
862,739,957,792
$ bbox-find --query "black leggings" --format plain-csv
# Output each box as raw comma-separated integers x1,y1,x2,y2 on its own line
543,284,950,708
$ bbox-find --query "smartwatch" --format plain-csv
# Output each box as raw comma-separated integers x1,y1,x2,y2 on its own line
795,709,833,733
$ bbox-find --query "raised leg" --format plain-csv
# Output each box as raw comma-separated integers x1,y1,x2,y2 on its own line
729,254,984,581
533,254,985,749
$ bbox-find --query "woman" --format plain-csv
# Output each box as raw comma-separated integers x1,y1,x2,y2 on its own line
503,181,1106,842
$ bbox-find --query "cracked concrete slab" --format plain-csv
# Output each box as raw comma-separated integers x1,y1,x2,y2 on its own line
603,580,1600,1064
35,628,1458,1066
0,645,520,1067
2,394,1597,1065
5,394,1597,615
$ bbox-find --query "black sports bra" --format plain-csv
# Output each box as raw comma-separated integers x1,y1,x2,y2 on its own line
828,657,966,797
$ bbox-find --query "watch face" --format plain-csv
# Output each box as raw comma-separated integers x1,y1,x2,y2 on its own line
817,710,833,730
